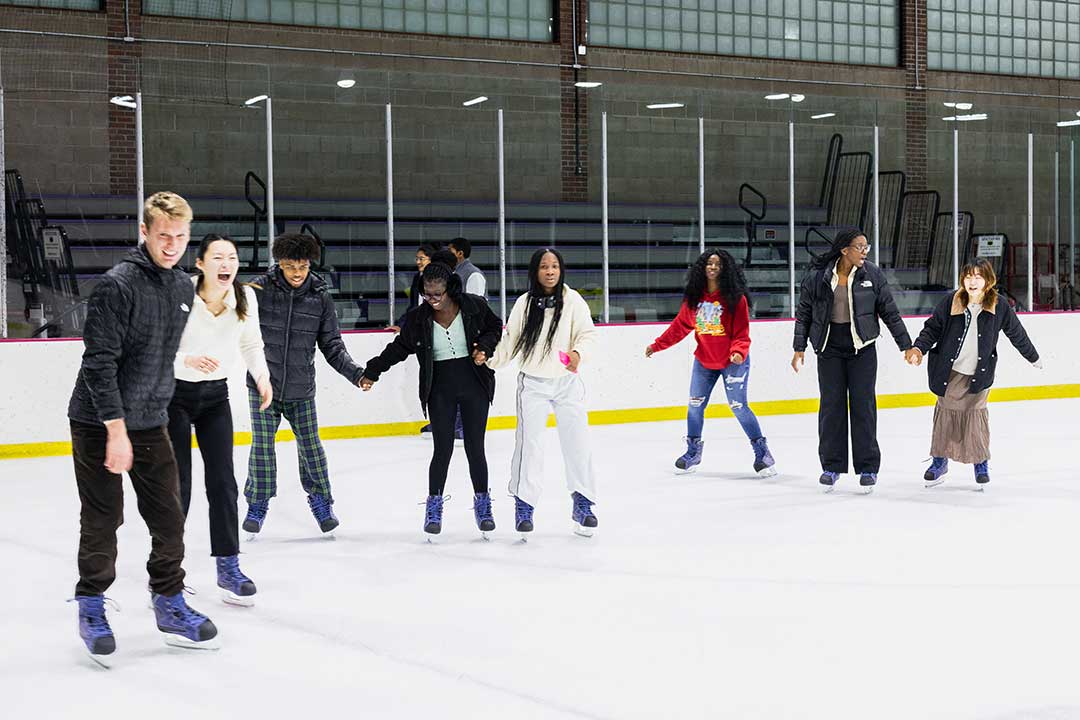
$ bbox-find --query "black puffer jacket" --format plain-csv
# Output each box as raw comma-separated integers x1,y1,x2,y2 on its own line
793,260,912,353
246,268,364,401
913,291,1039,396
68,245,195,430
363,294,502,415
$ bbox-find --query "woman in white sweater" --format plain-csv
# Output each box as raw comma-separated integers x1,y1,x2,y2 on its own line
488,248,599,537
168,234,272,606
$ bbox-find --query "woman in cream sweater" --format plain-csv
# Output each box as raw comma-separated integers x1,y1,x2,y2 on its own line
169,233,272,606
488,248,599,538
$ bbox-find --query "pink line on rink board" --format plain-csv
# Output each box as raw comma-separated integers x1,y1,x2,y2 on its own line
3,309,1076,344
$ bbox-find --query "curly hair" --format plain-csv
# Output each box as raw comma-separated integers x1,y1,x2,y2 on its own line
684,248,749,310
272,232,321,263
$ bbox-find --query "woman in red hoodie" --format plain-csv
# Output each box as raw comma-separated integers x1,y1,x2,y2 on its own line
645,249,776,475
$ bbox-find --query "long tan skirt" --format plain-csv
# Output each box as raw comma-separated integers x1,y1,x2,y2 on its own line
930,371,990,463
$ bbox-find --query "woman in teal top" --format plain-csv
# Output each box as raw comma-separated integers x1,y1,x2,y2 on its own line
361,252,504,538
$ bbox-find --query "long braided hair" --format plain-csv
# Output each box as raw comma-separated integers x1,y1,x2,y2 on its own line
513,247,566,362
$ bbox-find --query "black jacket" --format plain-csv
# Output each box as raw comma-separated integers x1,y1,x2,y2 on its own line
68,246,195,431
913,291,1039,396
363,294,502,415
246,268,364,402
793,261,912,353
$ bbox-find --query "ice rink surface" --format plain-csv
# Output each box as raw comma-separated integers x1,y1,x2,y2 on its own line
3,399,1080,720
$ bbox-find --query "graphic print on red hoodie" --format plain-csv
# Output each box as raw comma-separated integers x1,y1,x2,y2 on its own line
651,290,751,370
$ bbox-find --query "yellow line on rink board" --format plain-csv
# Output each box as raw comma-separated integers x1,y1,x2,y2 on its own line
4,383,1079,460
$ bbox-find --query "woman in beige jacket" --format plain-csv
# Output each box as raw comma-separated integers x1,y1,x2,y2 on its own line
488,248,599,538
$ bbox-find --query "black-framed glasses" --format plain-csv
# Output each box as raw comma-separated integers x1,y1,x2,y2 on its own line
422,291,446,302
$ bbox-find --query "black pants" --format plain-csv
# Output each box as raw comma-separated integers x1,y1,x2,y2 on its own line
71,420,187,597
817,323,881,474
428,357,490,496
167,379,239,557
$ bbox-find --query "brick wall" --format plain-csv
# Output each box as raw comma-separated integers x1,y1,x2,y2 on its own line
902,0,928,191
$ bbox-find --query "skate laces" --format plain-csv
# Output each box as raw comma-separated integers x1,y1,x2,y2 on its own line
307,494,333,521
571,492,595,518
473,493,493,520
247,500,269,522
69,596,120,630
216,556,250,584
161,593,207,625
424,495,445,524
514,496,534,520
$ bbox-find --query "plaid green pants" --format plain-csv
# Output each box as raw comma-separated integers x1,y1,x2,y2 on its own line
244,386,332,503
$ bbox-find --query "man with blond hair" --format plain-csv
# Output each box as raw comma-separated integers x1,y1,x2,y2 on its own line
68,191,218,664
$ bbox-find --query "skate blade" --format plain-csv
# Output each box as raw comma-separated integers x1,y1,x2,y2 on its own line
245,533,258,542
573,522,596,538
862,487,875,495
87,650,115,669
220,588,255,608
674,465,697,475
479,531,491,542
756,466,778,478
518,533,531,543
924,478,946,488
822,485,836,494
425,535,442,545
162,633,221,651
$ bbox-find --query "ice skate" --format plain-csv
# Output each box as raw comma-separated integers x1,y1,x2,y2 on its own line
73,595,116,667
243,500,269,540
424,494,444,542
473,492,495,540
514,496,534,541
751,437,776,477
859,473,877,495
975,460,990,489
674,437,703,473
151,592,219,650
571,491,598,538
924,457,949,488
819,471,839,493
216,555,256,607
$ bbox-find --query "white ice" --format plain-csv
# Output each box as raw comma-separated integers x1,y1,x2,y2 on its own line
4,400,1080,720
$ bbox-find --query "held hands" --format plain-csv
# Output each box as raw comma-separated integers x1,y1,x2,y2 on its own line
472,343,487,365
905,347,924,366
564,350,581,373
729,352,745,365
790,352,805,373
184,355,221,374
256,376,273,411
359,376,375,391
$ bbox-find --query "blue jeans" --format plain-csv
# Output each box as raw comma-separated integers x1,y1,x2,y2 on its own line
687,357,763,441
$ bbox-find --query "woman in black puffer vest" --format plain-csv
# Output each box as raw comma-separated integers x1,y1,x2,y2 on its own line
792,229,912,494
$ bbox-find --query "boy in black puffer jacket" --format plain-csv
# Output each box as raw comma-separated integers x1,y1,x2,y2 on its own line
242,233,365,536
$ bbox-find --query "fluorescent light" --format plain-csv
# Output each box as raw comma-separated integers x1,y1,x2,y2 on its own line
462,96,489,107
574,81,602,88
336,79,356,89
942,116,956,121
1057,119,1080,127
1075,110,1080,117
109,95,136,109
765,93,790,101
943,113,988,122
646,102,684,110
956,102,973,110
943,102,957,108
791,94,806,103
245,94,269,105
811,112,836,120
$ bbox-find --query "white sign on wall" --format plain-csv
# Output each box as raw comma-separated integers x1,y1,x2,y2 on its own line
41,228,63,261
977,234,1005,258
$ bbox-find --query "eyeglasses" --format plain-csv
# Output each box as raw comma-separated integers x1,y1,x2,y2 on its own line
422,290,446,302
847,244,871,254
279,260,311,272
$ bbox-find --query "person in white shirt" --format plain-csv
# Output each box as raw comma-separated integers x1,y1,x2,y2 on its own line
487,247,600,538
167,233,271,606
